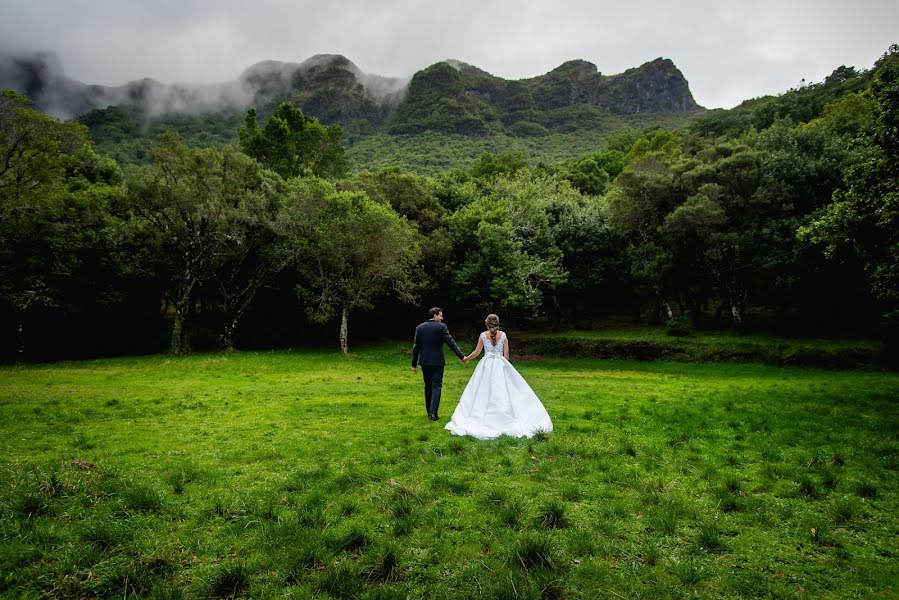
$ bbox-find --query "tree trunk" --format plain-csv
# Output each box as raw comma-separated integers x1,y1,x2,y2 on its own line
221,319,237,352
16,320,24,364
649,295,662,325
686,292,701,328
730,302,742,326
551,293,562,331
661,299,674,322
170,311,185,355
339,308,349,354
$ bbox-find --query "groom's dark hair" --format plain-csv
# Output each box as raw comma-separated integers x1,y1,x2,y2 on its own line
428,307,443,318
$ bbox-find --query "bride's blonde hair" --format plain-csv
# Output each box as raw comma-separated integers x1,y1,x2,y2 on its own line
485,314,500,345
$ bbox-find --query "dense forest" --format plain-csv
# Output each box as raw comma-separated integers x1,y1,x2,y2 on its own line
1,45,896,361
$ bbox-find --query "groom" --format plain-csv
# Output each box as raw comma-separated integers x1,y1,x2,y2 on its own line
411,307,465,421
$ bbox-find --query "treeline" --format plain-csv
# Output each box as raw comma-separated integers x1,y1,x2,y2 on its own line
1,46,897,360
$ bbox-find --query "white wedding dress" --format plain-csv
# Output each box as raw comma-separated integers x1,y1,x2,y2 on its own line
445,332,553,440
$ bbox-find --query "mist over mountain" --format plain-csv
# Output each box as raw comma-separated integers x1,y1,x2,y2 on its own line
0,50,711,172
1,50,701,128
0,51,410,121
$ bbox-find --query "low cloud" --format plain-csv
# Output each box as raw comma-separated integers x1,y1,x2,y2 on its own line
1,0,896,110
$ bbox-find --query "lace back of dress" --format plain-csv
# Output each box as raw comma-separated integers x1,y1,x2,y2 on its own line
483,331,504,355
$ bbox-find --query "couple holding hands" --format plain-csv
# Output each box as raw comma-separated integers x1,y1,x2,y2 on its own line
411,307,553,440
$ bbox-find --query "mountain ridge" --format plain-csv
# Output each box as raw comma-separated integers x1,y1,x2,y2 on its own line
1,50,703,130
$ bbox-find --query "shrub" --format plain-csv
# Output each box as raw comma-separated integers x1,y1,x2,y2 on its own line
666,317,693,337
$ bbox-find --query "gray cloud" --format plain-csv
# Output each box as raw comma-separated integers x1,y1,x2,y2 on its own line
1,0,896,109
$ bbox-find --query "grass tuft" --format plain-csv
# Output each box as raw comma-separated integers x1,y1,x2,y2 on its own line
13,492,50,519
856,482,877,499
332,526,371,554
515,533,557,571
80,517,131,551
119,481,164,513
283,536,326,584
499,497,525,529
696,524,727,554
207,561,250,598
315,562,362,599
796,476,821,499
831,497,862,523
536,500,568,529
362,542,402,583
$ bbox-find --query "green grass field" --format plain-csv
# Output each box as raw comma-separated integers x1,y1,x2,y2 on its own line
1,344,897,598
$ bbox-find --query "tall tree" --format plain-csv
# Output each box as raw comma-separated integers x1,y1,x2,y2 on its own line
345,167,453,298
449,173,567,318
212,165,288,350
0,90,122,359
125,134,270,353
606,152,683,323
284,178,422,353
239,103,347,180
800,45,899,319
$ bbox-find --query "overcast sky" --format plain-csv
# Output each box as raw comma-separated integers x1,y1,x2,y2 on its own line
2,0,897,108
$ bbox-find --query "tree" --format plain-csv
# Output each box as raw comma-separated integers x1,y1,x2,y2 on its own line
800,45,899,311
468,151,528,180
660,186,730,324
212,166,288,350
563,155,610,196
239,103,347,180
285,178,422,353
549,193,624,323
345,167,453,296
449,174,567,318
125,134,270,353
606,152,683,322
0,90,122,359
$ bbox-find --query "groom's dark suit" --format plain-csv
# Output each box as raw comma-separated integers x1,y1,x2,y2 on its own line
411,319,465,419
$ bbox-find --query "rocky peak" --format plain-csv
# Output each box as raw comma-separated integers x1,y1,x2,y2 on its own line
601,57,699,113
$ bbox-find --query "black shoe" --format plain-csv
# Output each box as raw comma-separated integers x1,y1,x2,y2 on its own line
429,414,438,421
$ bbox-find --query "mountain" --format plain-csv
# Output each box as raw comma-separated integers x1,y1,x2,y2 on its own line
390,57,700,136
2,51,701,127
1,51,706,172
0,51,407,123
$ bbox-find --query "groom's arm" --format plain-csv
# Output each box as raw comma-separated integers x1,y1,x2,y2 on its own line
442,324,465,361
411,326,421,369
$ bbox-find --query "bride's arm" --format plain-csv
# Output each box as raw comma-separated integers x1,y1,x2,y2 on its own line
464,335,484,363
503,334,509,360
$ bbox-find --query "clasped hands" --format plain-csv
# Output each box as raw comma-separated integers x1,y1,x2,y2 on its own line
410,357,472,373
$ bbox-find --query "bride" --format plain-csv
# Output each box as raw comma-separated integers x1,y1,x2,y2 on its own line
445,314,553,440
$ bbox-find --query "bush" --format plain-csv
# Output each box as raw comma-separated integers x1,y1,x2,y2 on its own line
516,333,885,369
666,317,693,337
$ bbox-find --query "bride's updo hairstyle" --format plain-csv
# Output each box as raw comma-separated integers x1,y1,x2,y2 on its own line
485,314,501,345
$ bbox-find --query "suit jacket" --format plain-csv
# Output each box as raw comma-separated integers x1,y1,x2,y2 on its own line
411,320,465,367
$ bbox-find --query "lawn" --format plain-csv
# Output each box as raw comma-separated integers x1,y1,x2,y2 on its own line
0,344,897,598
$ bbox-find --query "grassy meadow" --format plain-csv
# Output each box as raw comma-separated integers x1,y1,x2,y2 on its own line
1,344,898,598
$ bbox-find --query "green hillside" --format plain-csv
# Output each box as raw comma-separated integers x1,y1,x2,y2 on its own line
62,54,704,173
